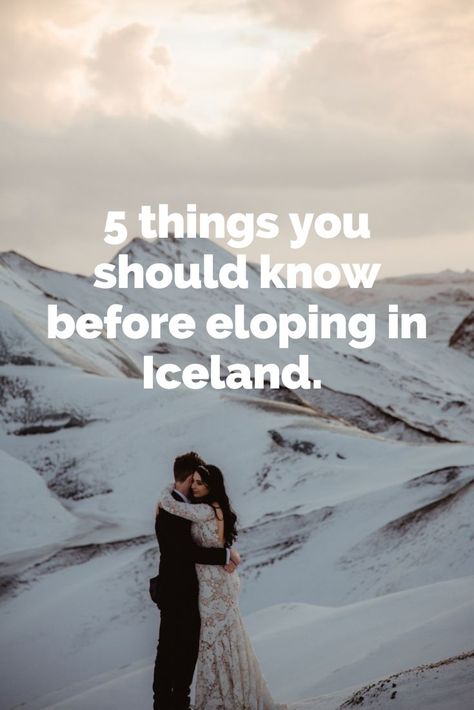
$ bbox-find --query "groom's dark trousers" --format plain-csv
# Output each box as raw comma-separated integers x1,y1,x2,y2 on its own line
153,492,226,710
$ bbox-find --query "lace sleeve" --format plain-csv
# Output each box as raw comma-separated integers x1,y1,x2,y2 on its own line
159,486,216,522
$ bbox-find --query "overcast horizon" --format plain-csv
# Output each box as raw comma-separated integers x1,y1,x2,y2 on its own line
0,1,473,279
1,234,473,283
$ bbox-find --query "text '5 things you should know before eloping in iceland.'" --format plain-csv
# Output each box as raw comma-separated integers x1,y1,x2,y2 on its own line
47,204,428,390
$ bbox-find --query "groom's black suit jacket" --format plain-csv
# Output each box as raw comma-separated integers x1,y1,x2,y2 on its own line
155,491,227,608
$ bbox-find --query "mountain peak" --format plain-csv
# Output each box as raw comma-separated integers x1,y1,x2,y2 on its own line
112,233,236,267
0,249,56,274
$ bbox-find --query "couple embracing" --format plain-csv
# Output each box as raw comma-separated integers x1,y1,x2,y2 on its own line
151,451,285,710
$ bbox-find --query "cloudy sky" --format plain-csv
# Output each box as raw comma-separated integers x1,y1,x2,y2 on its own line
0,0,473,277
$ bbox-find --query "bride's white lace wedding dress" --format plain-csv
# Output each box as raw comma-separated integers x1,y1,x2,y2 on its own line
159,488,286,710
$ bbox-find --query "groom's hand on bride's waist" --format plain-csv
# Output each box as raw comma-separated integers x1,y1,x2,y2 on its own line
230,548,241,566
223,547,241,573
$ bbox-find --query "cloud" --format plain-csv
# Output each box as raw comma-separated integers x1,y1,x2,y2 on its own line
85,23,181,117
0,1,180,126
244,0,474,130
0,0,93,126
0,112,472,275
0,0,473,276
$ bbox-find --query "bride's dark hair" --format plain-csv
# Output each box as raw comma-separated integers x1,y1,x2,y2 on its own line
193,464,238,546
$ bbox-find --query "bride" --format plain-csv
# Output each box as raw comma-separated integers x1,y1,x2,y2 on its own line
158,463,285,710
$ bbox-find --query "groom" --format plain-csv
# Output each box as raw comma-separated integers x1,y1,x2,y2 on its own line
153,451,240,710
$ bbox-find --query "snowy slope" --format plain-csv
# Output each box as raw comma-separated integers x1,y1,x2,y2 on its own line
2,241,474,443
326,268,474,344
0,449,83,563
9,587,474,709
247,578,474,702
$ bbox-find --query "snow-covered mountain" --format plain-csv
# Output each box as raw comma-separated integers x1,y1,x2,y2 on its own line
0,240,473,709
449,309,474,358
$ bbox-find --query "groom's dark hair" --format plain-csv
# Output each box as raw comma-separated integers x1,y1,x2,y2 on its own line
174,451,206,482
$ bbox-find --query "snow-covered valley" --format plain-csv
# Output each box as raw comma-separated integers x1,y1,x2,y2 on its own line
0,239,473,709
